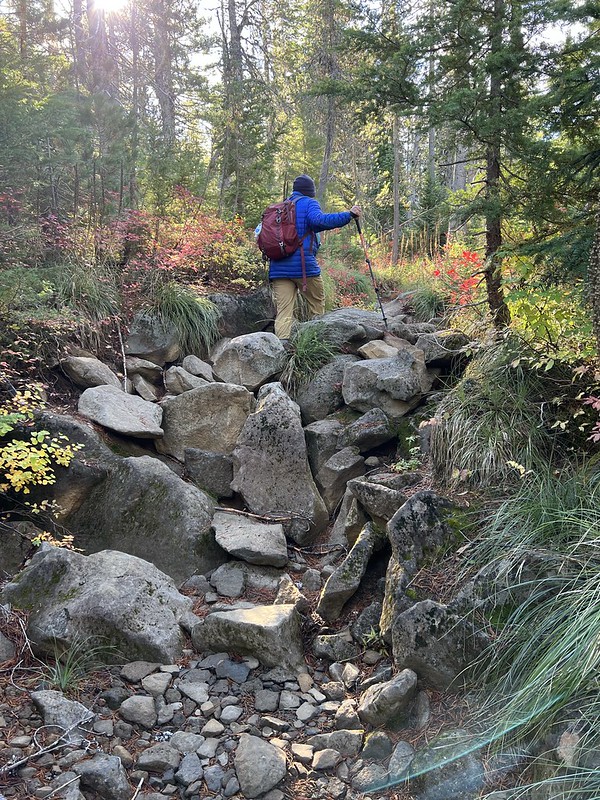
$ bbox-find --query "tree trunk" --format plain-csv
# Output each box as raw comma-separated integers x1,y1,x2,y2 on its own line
588,198,600,359
392,114,401,264
151,0,176,147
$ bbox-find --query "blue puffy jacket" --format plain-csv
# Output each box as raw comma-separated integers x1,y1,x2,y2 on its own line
268,192,353,280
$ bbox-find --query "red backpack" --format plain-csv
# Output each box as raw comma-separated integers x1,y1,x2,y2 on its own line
257,196,313,289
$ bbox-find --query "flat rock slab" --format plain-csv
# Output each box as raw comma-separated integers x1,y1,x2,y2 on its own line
212,511,288,567
61,356,121,389
78,385,163,438
192,604,304,671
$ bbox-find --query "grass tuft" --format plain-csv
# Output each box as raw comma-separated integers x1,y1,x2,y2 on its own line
42,635,114,694
280,323,339,397
150,281,221,356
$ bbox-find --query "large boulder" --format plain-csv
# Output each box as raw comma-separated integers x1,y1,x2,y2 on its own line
296,355,359,424
342,347,435,419
65,456,224,583
192,604,304,671
380,491,453,641
304,418,346,476
347,476,408,522
212,510,288,567
78,385,163,439
157,383,254,462
392,600,490,689
212,332,286,391
300,309,386,352
341,408,396,451
185,449,234,499
414,330,470,367
1,547,196,663
208,287,275,338
232,383,328,544
315,447,366,513
60,356,121,389
125,312,181,365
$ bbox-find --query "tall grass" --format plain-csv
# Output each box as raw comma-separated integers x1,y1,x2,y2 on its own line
463,466,600,799
57,262,121,322
430,342,560,489
150,281,221,356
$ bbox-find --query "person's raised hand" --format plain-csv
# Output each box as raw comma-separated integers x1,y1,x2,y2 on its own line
350,205,362,218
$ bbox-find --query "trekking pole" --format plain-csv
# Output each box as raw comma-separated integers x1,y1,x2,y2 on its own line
355,217,388,329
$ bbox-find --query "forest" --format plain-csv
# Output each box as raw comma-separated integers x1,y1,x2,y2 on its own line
1,0,600,798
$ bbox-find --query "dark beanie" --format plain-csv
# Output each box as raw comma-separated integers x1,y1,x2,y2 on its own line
293,174,316,197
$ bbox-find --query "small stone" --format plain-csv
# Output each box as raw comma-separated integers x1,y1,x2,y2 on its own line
341,663,360,688
178,682,210,705
296,702,317,722
291,743,314,764
142,672,172,697
234,734,286,799
120,661,160,683
255,690,280,712
352,763,388,793
302,568,321,592
312,748,340,770
9,735,32,747
279,691,301,710
363,649,383,665
169,732,205,754
322,681,346,701
297,673,313,693
112,745,134,768
175,752,203,785
197,738,219,759
93,719,114,736
204,764,225,792
220,705,243,724
309,688,326,703
137,743,182,772
362,731,393,761
202,719,225,737
335,699,361,731
119,696,157,729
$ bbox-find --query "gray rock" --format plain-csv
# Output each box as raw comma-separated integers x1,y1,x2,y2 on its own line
126,356,164,383
313,632,360,662
388,740,415,780
232,383,328,545
119,695,157,728
341,408,396,451
304,418,345,476
391,600,489,690
414,330,469,366
300,309,386,352
61,356,121,389
334,700,361,731
175,752,203,785
380,491,453,641
157,382,254,461
185,449,234,499
213,332,286,391
0,631,16,662
357,669,418,728
296,356,358,424
164,366,208,394
2,548,196,663
208,287,275,339
347,477,408,522
362,731,393,760
182,355,214,381
125,312,181,365
357,340,401,359
352,763,389,793
192,604,304,671
274,575,310,615
330,489,368,548
342,347,435,419
78,385,163,438
131,372,160,401
31,691,94,743
169,731,205,753
312,748,340,770
137,743,182,771
302,568,321,592
317,523,385,622
212,511,288,567
410,729,485,800
255,690,280,713
141,672,171,697
351,601,383,645
65,456,223,583
74,753,130,800
121,661,160,683
234,733,287,799
315,447,365,513
204,764,226,791
178,681,209,705
307,730,363,758
209,562,246,598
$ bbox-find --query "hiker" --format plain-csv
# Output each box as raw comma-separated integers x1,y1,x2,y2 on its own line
268,175,361,341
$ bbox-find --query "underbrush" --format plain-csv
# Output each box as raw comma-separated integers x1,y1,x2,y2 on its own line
462,465,600,799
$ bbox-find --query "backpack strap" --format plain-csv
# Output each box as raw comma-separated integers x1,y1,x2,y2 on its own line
291,195,313,293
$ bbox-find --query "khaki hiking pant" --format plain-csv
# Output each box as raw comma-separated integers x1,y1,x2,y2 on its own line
271,276,325,339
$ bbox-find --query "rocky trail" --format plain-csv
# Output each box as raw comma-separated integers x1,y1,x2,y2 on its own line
0,294,503,800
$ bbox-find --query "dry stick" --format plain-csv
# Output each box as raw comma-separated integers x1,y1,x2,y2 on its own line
46,774,81,799
116,322,128,389
131,776,145,800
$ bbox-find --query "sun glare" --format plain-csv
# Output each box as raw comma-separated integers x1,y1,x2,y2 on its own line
93,0,128,14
